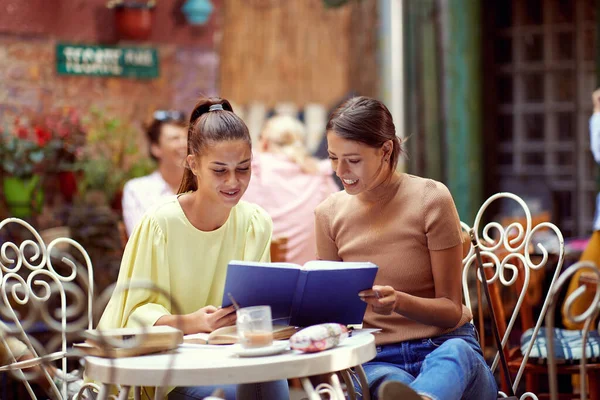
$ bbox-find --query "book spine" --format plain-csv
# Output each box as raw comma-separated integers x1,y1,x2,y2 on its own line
290,270,309,326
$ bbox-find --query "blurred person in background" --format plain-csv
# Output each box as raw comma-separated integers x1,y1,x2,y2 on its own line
562,87,600,329
243,115,339,264
121,110,188,236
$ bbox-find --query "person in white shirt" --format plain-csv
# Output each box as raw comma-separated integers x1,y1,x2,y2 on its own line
122,110,188,236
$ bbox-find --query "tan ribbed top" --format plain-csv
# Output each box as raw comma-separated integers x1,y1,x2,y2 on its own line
315,173,472,345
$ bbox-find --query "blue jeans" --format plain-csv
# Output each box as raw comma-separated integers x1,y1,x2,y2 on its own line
167,380,289,400
361,323,497,400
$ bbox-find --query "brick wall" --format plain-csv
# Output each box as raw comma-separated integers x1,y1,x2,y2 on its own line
0,0,222,123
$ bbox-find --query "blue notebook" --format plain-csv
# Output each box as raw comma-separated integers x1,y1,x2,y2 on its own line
221,260,378,327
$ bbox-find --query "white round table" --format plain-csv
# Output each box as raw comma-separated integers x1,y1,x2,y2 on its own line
85,333,376,400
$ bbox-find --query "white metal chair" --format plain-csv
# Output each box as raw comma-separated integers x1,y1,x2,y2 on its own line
461,192,566,400
545,261,600,400
0,218,184,400
0,217,98,399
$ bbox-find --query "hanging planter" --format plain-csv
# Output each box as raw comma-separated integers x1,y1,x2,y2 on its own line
2,175,44,218
181,0,214,26
107,0,156,41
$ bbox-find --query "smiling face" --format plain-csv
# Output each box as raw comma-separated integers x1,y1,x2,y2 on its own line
327,132,391,195
151,123,188,169
187,139,252,208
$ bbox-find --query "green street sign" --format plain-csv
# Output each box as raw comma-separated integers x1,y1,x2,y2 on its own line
56,43,159,79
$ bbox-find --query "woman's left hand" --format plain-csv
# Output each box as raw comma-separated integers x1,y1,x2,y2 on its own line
359,285,397,315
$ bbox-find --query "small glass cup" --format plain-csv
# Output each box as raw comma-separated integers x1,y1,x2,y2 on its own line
236,305,274,349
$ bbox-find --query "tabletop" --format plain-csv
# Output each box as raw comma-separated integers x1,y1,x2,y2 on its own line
84,332,376,387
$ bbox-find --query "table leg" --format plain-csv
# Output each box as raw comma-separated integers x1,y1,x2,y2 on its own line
134,386,141,400
301,373,347,399
339,369,356,400
155,386,167,400
300,377,322,400
355,364,371,400
117,386,130,400
97,383,110,400
328,372,345,399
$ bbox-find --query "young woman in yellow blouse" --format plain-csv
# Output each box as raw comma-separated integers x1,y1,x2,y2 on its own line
98,97,289,400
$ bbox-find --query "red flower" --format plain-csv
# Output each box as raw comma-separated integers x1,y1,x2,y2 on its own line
34,126,52,146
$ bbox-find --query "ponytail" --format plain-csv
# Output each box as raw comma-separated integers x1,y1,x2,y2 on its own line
177,168,198,194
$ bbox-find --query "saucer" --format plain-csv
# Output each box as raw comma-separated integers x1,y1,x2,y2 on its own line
232,342,289,357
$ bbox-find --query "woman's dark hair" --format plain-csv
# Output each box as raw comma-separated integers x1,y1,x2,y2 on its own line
146,110,187,162
326,96,403,170
178,97,251,193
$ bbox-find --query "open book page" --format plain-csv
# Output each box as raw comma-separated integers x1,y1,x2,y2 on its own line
224,261,301,269
183,325,299,345
302,261,378,270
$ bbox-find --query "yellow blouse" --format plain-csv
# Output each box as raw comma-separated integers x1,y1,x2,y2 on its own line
98,197,272,330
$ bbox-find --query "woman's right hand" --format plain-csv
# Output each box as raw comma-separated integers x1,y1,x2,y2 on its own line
185,305,237,333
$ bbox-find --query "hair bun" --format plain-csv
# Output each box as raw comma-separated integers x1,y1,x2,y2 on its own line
189,98,234,125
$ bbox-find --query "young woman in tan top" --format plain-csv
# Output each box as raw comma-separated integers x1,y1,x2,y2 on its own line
315,97,497,400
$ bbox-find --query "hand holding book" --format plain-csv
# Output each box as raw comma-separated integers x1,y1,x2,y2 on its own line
188,305,237,333
359,285,397,316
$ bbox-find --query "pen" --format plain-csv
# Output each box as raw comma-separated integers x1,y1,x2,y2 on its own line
227,292,241,311
359,291,381,299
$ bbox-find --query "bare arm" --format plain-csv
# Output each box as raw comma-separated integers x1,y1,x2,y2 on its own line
360,243,464,328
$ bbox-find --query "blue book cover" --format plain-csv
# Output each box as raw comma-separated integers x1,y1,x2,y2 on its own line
222,260,378,326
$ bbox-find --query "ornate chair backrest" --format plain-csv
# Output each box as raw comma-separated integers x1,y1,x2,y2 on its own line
461,192,565,397
0,217,94,399
544,261,600,400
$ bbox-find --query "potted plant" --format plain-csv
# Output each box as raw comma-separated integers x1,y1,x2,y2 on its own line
75,108,154,209
0,111,86,218
107,0,156,41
